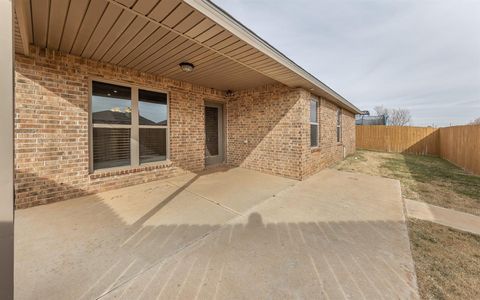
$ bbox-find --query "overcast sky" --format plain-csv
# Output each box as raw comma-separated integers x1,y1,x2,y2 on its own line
212,0,480,126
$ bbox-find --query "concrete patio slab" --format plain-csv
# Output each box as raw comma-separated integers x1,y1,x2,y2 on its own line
14,180,237,300
103,169,418,299
166,166,297,213
15,168,418,299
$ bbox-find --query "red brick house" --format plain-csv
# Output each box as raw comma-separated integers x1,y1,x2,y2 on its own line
12,0,361,209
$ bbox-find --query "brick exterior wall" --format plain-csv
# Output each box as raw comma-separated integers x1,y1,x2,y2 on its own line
300,94,356,178
226,84,304,179
15,48,225,208
14,48,356,208
225,85,355,180
342,108,356,156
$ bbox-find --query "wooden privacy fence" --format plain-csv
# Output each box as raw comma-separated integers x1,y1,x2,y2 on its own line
356,125,480,175
439,125,480,176
356,126,440,155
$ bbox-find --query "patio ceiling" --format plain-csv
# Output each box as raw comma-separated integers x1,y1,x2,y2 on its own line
14,0,361,113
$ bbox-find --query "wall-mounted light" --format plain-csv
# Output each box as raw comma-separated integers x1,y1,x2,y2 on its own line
179,62,194,72
225,90,234,97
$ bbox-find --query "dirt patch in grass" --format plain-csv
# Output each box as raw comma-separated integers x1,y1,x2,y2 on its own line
408,219,480,299
337,150,480,216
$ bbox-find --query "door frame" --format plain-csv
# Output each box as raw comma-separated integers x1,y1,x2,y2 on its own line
204,101,225,166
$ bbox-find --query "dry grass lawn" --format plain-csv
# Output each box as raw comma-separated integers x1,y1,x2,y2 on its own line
335,150,480,299
408,219,480,300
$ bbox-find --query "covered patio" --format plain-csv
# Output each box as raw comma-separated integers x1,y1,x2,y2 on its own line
15,168,419,299
13,0,360,210
6,1,374,298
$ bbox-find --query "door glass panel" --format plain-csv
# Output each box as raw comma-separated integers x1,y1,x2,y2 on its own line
205,106,219,157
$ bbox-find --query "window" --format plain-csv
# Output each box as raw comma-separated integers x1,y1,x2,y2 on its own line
138,89,168,164
310,99,319,147
336,108,342,143
91,80,168,171
92,81,132,170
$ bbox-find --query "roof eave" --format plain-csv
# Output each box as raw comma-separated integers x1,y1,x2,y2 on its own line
184,0,362,114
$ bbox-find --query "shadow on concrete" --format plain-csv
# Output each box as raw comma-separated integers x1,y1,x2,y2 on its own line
131,173,201,228
101,216,417,299
15,170,418,300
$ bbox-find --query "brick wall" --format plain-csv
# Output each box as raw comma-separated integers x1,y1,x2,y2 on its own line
342,109,356,156
15,48,225,208
225,85,355,180
299,92,356,178
226,84,304,179
14,48,356,208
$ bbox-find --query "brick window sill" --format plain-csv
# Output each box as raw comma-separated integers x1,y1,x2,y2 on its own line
311,147,321,153
90,160,173,179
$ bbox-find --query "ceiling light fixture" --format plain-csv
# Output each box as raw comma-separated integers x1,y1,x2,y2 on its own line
179,62,194,72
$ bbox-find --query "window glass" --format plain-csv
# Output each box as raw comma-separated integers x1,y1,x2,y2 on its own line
93,128,131,169
337,109,342,142
92,81,131,125
140,128,167,163
139,89,168,125
310,100,317,122
311,124,318,147
205,106,219,156
310,100,319,147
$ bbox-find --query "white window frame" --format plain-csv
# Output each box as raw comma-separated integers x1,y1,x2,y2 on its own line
336,108,342,143
310,99,319,148
88,78,170,173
